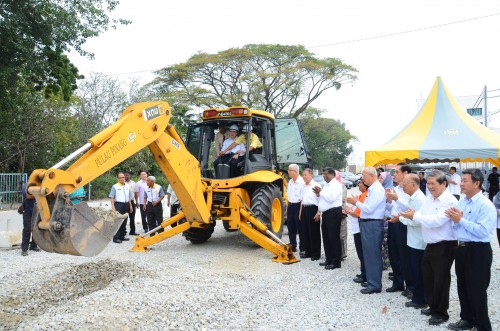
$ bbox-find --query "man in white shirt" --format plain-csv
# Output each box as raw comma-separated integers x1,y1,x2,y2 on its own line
299,168,320,259
124,171,138,236
136,170,149,233
286,164,305,253
447,166,461,200
346,166,386,294
400,170,458,326
213,124,244,178
109,172,132,243
385,163,414,296
314,167,343,270
390,173,427,309
166,184,179,228
143,176,165,237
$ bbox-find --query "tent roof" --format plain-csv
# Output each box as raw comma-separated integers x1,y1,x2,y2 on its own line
365,77,500,167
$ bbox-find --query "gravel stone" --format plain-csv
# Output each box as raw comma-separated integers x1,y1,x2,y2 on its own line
1,199,499,330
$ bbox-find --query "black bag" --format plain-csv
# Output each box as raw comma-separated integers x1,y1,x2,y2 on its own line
17,203,24,214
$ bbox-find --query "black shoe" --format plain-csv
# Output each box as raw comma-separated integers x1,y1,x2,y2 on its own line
386,286,404,293
388,271,394,276
429,315,449,326
113,239,122,243
401,289,412,297
421,308,432,316
319,261,331,267
121,238,130,241
405,301,428,309
356,273,362,278
21,250,28,256
353,277,366,283
129,232,139,236
388,275,394,281
325,264,340,270
311,256,320,261
361,282,368,287
360,288,381,294
447,319,473,331
30,247,41,252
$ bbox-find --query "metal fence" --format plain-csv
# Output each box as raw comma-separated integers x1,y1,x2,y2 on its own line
0,173,27,210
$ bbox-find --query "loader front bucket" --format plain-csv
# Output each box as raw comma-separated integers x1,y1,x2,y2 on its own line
32,193,126,256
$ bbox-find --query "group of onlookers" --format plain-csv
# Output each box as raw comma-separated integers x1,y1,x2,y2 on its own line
286,165,345,270
287,163,499,330
108,170,179,243
346,164,498,330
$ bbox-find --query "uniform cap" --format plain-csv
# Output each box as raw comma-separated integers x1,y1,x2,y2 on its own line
229,124,239,131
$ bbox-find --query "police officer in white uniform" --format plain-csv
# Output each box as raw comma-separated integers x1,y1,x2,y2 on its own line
143,176,165,236
109,172,132,243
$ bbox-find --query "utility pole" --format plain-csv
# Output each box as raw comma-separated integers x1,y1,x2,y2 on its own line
484,85,488,127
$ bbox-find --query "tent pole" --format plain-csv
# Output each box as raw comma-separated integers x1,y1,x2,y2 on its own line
484,85,488,127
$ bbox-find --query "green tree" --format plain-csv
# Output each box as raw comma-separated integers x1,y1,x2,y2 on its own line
300,107,356,170
0,0,130,103
149,44,357,118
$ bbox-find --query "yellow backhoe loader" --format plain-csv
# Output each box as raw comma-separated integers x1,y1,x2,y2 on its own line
27,101,311,263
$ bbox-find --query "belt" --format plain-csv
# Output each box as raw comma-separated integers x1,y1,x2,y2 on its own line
115,201,128,204
458,241,489,247
288,202,301,205
302,204,317,207
359,218,383,222
427,240,457,247
321,206,342,213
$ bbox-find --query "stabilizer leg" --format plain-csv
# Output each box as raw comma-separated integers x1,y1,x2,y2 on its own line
131,211,190,252
239,209,298,264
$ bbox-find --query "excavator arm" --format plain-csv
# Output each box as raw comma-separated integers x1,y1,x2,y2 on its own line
28,101,210,256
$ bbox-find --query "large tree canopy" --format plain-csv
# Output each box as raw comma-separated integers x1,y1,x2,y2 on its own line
300,108,356,170
149,44,357,118
0,0,129,103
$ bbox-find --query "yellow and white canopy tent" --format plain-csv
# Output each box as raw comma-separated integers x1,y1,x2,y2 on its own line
365,77,500,167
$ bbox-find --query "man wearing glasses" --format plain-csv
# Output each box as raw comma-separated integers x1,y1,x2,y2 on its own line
109,172,132,243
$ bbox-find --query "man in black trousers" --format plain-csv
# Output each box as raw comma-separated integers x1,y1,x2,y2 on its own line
109,172,132,243
143,176,165,236
446,169,496,331
315,167,344,270
20,182,40,256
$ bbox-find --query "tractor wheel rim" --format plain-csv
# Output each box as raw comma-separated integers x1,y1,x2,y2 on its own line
271,198,282,233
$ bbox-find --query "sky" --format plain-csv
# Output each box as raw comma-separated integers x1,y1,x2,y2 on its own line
68,0,500,164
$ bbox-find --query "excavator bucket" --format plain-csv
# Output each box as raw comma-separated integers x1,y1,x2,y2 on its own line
32,193,126,256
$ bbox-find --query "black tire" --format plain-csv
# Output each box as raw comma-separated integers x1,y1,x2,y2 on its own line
251,184,284,238
181,219,216,244
222,221,238,232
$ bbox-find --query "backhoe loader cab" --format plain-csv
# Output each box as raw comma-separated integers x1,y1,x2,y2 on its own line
186,107,311,180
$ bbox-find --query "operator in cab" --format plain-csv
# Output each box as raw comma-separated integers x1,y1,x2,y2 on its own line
218,124,262,156
214,124,245,177
218,124,262,177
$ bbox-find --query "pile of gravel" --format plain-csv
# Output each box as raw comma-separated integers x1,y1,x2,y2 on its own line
1,217,499,330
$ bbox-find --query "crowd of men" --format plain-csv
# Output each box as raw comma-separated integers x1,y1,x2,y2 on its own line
108,170,179,243
286,163,498,331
